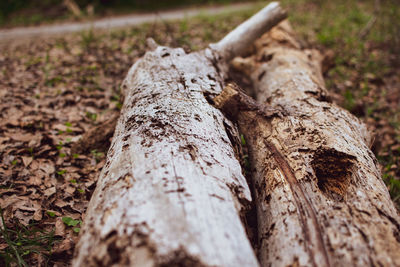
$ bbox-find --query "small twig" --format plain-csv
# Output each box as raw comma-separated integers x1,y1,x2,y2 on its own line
359,0,380,39
359,16,377,39
63,0,82,18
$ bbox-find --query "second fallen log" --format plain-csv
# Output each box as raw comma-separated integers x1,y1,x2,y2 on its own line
216,22,400,267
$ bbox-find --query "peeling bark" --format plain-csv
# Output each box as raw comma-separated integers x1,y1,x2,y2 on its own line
217,22,400,267
73,3,286,267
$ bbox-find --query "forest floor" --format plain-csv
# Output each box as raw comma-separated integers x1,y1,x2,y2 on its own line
0,0,399,266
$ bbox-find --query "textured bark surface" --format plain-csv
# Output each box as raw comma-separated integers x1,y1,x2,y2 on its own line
72,46,258,267
217,22,400,267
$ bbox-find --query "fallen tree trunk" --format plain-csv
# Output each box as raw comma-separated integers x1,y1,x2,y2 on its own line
215,22,400,267
73,3,286,267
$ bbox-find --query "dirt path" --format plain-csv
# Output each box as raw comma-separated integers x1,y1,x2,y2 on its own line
0,2,257,42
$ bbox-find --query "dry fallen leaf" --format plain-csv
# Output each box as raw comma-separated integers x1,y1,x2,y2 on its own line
27,172,43,186
44,186,57,197
22,156,33,167
52,237,74,255
55,217,67,236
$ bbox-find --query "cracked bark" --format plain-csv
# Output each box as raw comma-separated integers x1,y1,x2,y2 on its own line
72,3,286,267
215,21,400,267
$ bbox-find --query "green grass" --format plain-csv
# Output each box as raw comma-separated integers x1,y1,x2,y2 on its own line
80,29,98,50
0,210,59,267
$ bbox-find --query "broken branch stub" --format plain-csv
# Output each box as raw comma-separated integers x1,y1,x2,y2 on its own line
218,21,400,267
73,2,287,267
210,2,287,61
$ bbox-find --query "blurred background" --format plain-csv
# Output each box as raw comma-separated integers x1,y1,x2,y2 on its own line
0,0,251,27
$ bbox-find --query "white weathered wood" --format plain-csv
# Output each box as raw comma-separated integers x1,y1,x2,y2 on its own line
210,2,286,61
219,21,400,267
73,46,257,267
73,3,287,266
